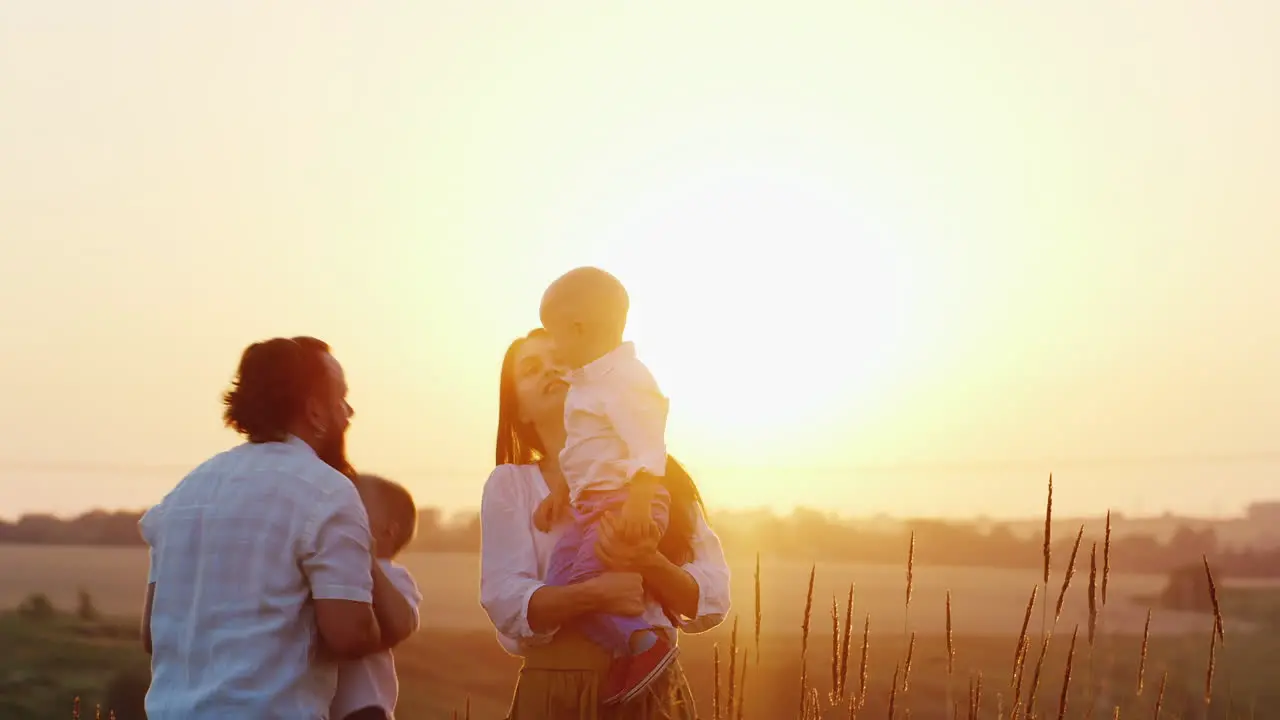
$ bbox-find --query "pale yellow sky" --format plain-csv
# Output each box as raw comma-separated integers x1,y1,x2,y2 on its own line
3,2,1279,519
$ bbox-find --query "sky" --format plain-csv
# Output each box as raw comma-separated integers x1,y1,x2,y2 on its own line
2,1,1279,520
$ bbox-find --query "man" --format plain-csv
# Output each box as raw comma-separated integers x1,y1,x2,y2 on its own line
139,337,418,719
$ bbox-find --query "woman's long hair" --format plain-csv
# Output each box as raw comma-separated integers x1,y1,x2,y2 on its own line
495,329,706,566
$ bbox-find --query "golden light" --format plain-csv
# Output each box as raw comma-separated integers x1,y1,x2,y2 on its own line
590,165,922,466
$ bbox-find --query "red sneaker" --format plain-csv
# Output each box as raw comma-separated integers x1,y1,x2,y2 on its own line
603,635,680,705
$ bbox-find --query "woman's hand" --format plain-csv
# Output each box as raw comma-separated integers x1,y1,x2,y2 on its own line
533,489,570,533
595,511,662,572
584,572,647,617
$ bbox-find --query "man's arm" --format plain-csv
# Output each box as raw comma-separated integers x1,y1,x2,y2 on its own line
371,561,417,649
140,582,155,655
303,482,382,660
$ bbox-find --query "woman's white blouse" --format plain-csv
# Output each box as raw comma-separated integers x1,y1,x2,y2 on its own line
479,463,731,656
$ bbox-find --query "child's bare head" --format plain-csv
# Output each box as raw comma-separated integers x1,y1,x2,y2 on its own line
539,267,630,368
355,473,418,559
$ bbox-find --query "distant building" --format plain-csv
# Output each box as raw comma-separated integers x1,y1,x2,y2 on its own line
1246,501,1280,525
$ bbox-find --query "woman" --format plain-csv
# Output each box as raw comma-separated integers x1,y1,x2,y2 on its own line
480,329,731,719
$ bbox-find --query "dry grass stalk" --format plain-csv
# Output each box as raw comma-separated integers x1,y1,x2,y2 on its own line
73,697,81,720
831,594,841,702
1022,524,1083,715
1011,646,1030,719
857,614,871,710
1042,474,1054,640
840,584,855,700
1205,626,1217,709
1088,544,1098,646
1102,510,1112,606
1084,544,1099,718
946,591,955,718
728,617,740,720
754,552,762,666
888,664,901,720
1056,626,1079,720
902,632,916,694
905,531,916,617
972,672,984,720
465,696,471,720
735,648,749,720
1024,634,1051,715
1011,586,1038,690
800,564,816,717
1153,670,1167,719
713,642,721,720
1202,556,1224,646
1053,526,1085,624
1137,609,1151,695
946,591,955,676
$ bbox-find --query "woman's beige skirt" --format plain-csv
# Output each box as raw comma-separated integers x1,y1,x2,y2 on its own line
506,629,698,720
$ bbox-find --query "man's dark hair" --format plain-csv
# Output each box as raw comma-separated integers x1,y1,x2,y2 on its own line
360,474,419,555
222,336,332,443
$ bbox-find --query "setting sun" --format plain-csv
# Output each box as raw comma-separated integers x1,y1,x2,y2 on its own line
576,166,923,466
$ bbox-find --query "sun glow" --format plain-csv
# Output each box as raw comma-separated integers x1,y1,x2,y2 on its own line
589,167,921,464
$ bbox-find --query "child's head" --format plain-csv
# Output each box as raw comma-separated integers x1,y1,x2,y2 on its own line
539,266,630,369
355,473,418,559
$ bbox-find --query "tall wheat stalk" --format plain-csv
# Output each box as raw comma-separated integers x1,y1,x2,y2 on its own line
1042,475,1054,645
1056,626,1079,720
799,564,816,717
728,617,739,720
713,643,721,720
1026,524,1084,715
754,552,762,667
945,591,955,719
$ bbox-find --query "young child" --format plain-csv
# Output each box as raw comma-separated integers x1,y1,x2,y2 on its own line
330,474,423,720
537,266,677,705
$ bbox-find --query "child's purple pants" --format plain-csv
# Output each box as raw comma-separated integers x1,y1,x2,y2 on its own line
546,485,671,657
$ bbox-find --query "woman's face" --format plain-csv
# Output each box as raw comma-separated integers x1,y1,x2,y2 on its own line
511,333,568,426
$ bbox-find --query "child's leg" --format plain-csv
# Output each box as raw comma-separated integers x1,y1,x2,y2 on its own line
568,486,674,656
545,514,587,587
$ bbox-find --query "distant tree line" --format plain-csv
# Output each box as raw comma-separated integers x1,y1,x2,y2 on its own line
4,506,1280,577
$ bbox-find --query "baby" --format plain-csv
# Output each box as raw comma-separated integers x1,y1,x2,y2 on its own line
537,266,677,705
330,474,423,720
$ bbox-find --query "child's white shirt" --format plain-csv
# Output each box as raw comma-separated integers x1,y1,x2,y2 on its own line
560,342,669,503
329,559,422,720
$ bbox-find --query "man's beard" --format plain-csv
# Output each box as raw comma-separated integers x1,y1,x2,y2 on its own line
316,427,355,479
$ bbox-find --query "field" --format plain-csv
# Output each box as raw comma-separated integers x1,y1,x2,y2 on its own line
4,544,1279,719
0,546,1222,637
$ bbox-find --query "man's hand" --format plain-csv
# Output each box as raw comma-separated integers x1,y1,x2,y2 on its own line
534,489,570,533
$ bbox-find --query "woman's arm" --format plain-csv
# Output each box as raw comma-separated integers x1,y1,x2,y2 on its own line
596,514,699,618
479,466,647,644
527,572,647,632
673,510,732,633
596,509,731,631
479,467,560,644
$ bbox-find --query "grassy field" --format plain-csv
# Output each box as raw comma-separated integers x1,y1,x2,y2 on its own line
4,538,1278,719
0,546,1220,636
